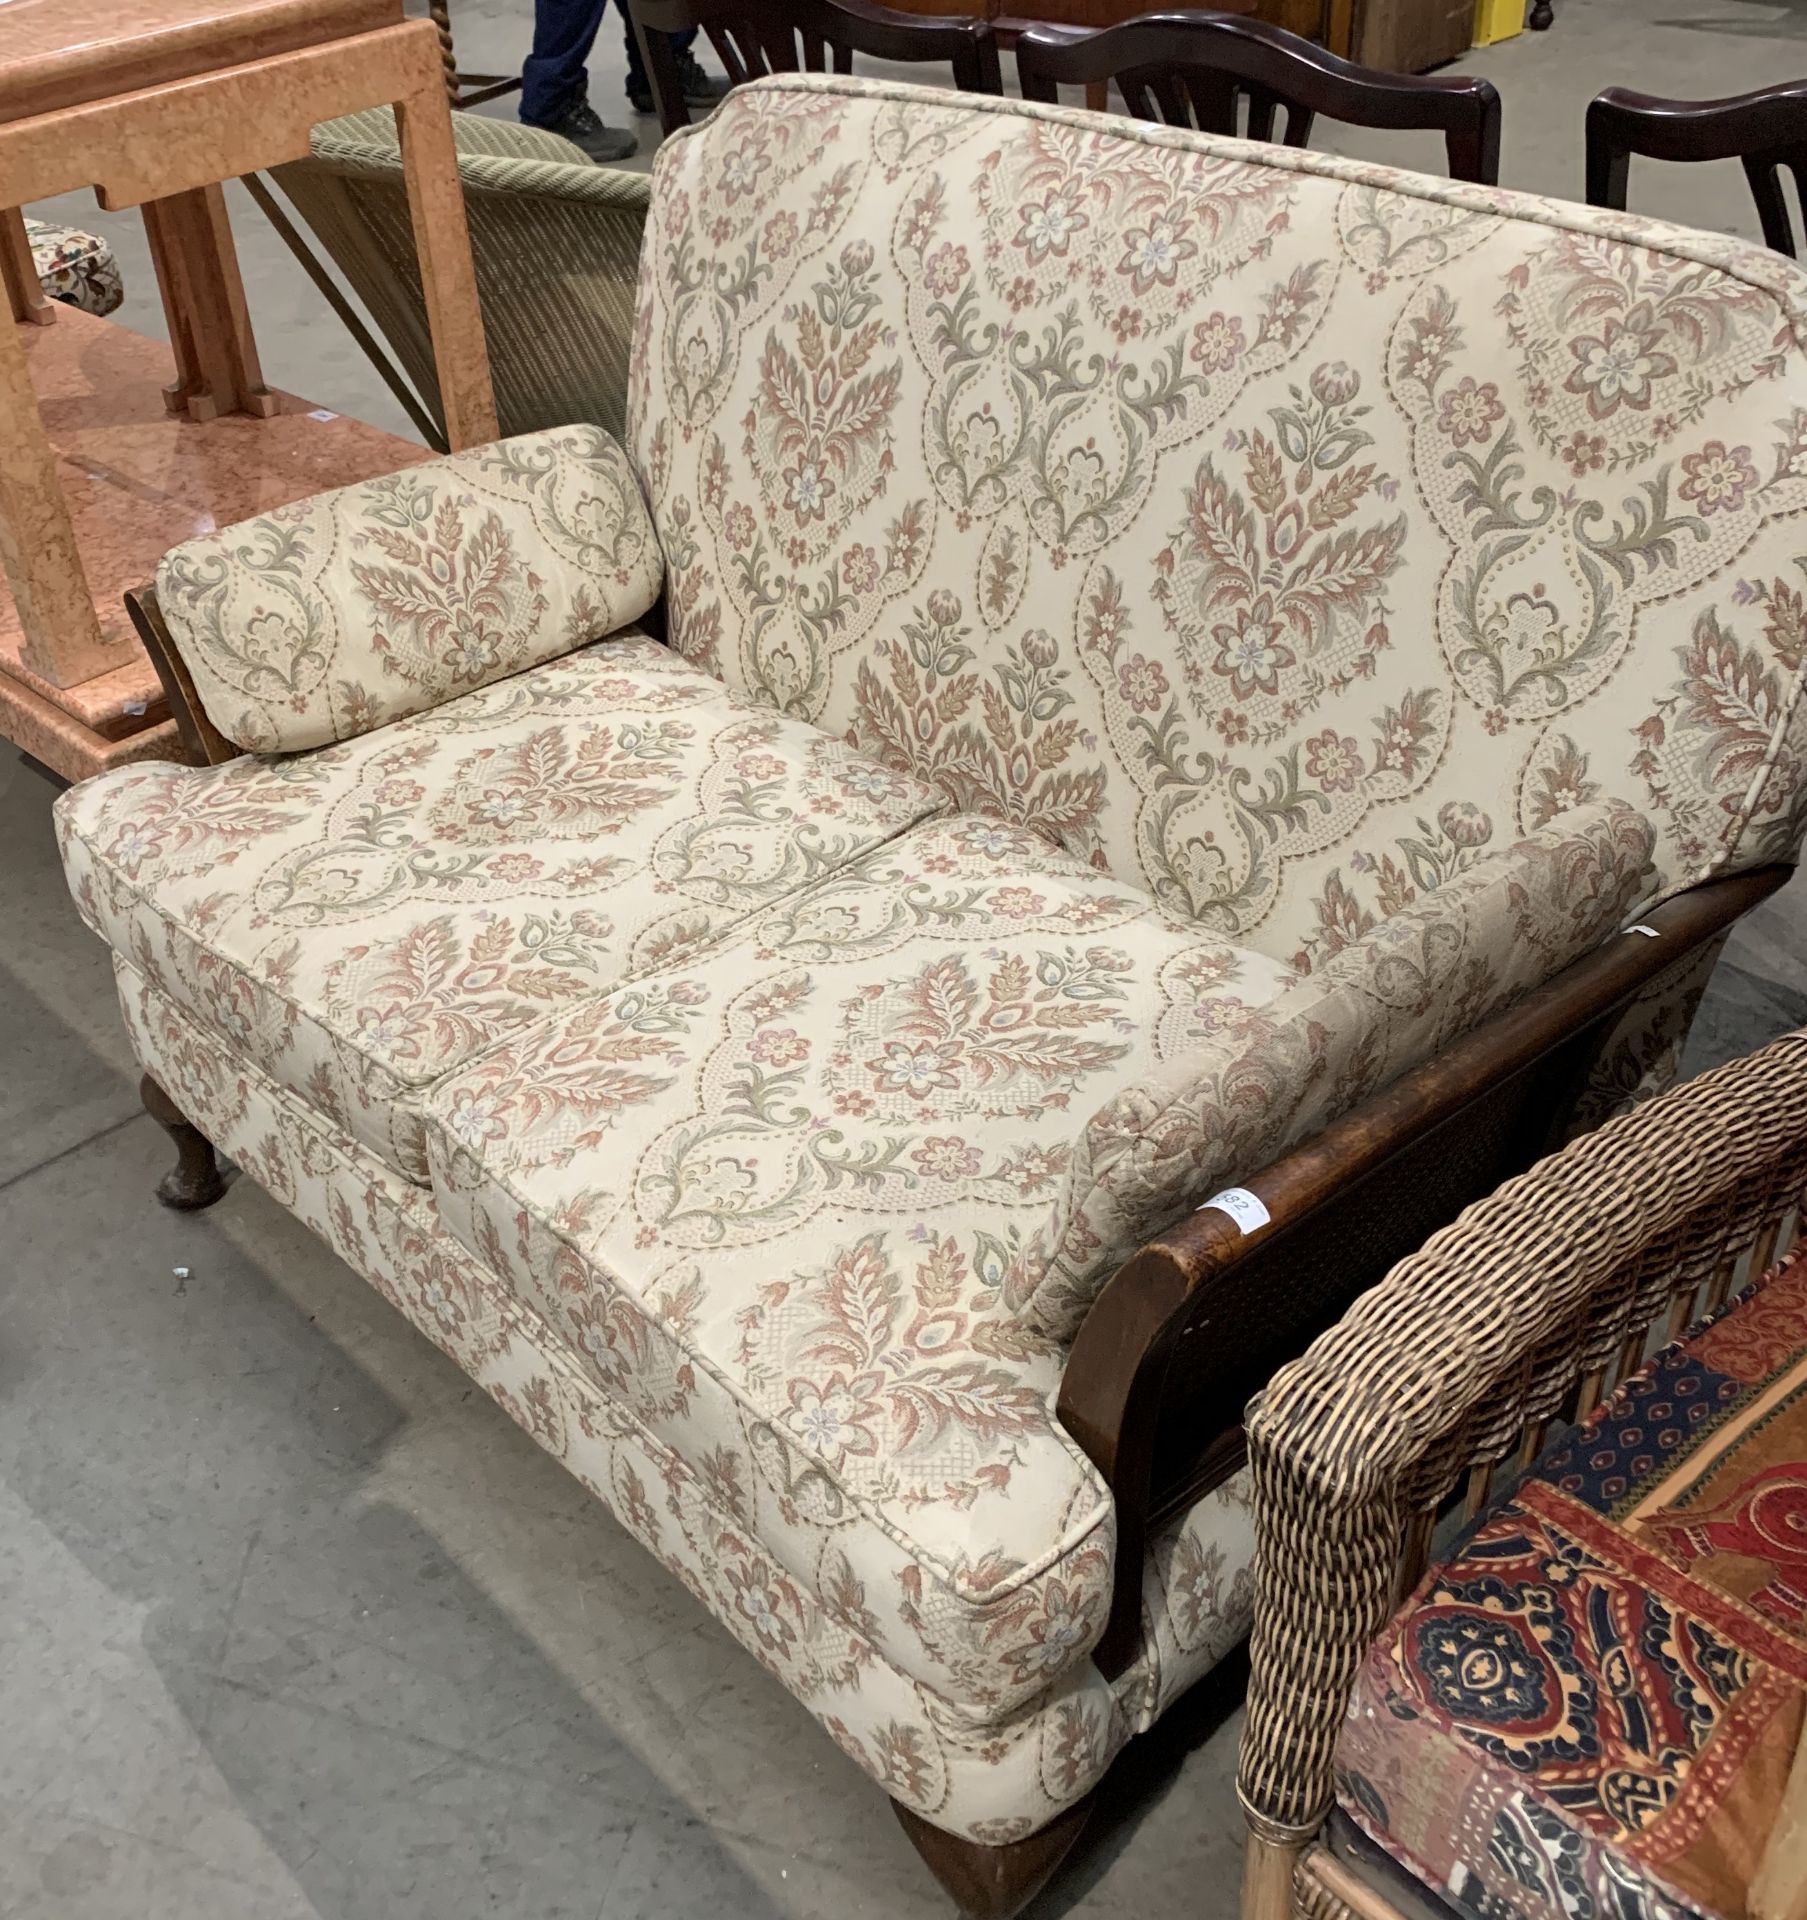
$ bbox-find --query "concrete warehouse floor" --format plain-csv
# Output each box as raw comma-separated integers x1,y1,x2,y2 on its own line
6,0,1807,1914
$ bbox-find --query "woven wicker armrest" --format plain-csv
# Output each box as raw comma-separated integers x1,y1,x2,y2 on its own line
307,124,655,210
1235,1025,1807,1867
311,103,592,165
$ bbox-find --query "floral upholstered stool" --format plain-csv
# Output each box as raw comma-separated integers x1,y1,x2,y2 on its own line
24,217,123,317
1338,1245,1807,1920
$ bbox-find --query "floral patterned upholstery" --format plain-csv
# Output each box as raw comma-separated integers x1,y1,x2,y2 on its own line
631,78,1807,962
25,217,123,317
53,70,1807,1858
415,803,1656,1670
422,813,1294,1717
57,637,941,1182
115,952,1258,1843
156,425,663,752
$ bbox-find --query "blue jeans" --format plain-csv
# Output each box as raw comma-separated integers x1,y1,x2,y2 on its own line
521,0,696,124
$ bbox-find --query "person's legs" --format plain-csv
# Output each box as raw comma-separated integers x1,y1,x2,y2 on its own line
521,0,607,125
522,0,638,160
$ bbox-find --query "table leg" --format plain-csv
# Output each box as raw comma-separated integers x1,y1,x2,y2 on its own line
2,208,55,327
142,186,275,422
1085,79,1108,112
140,196,195,413
393,72,497,449
0,313,116,688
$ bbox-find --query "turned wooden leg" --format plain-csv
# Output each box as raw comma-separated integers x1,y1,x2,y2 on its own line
894,1795,1091,1920
141,1072,226,1211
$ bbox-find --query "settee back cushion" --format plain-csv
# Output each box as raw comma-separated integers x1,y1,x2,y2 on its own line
156,424,662,752
629,77,1807,963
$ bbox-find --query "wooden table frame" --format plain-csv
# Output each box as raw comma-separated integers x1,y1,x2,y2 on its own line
0,15,496,697
0,208,55,325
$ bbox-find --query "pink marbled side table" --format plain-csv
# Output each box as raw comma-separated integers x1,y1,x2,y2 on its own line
0,306,431,781
0,0,496,778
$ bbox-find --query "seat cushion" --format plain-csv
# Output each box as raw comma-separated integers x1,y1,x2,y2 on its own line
1336,1247,1807,1920
422,815,1294,1719
1007,799,1657,1339
57,635,942,1182
113,947,1261,1842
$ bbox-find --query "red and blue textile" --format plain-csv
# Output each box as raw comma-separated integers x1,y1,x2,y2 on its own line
1337,1247,1807,1920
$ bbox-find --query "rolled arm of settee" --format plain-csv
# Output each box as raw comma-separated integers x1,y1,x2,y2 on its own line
142,424,661,757
1055,850,1792,1679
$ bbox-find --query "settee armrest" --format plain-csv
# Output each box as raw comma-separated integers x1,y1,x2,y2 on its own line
146,423,661,755
1013,802,1659,1341
1057,858,1791,1676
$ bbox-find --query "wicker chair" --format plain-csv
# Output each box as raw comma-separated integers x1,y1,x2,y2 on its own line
261,108,650,451
1237,1026,1807,1919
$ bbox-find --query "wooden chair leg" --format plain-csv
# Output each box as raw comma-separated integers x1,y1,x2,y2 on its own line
141,1072,226,1211
0,298,114,689
893,1795,1091,1920
141,187,275,423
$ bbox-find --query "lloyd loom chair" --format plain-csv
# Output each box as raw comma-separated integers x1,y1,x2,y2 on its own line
258,107,650,450
1238,1024,1807,1919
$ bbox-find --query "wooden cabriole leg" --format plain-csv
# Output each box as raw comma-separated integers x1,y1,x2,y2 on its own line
893,1795,1091,1919
141,1072,226,1211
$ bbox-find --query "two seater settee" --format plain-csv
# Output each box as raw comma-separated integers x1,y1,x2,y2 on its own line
55,75,1807,1915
